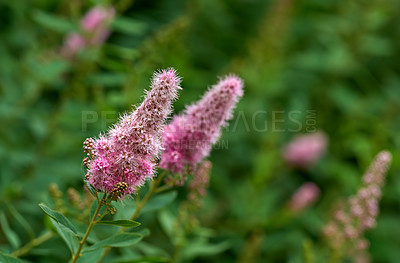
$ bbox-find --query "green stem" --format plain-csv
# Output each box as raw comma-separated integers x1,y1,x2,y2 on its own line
71,194,107,263
12,231,54,258
98,171,168,262
130,170,167,221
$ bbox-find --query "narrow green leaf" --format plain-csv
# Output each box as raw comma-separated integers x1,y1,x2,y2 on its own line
157,209,175,240
76,248,104,263
111,17,147,35
141,191,177,214
90,199,106,219
87,73,127,87
38,203,77,235
103,44,139,60
0,212,21,249
31,10,74,33
50,218,79,254
181,240,231,260
0,252,24,263
111,256,170,263
136,228,151,237
114,198,137,220
97,220,141,228
83,233,143,253
6,202,35,239
87,184,98,197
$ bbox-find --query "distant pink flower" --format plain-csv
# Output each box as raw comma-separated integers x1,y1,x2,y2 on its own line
323,150,392,262
61,33,86,58
81,6,115,45
283,131,328,168
61,6,115,58
288,182,320,212
81,7,115,31
160,75,243,174
84,68,181,200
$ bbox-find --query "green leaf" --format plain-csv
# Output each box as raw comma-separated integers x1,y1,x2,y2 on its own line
31,10,75,33
181,240,231,260
76,248,104,263
83,233,143,253
103,44,139,60
114,198,137,220
90,199,106,219
0,252,24,263
87,73,128,87
136,228,151,237
97,220,141,228
141,191,177,214
38,203,78,235
50,218,79,254
0,212,21,249
110,256,170,263
6,202,35,239
86,184,98,197
33,59,70,83
111,17,147,35
157,209,175,240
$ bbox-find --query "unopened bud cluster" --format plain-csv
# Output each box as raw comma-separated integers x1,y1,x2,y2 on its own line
187,161,212,208
323,151,392,262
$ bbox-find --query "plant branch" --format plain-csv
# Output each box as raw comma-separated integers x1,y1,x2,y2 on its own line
98,170,169,262
71,193,107,263
130,170,167,220
12,231,54,258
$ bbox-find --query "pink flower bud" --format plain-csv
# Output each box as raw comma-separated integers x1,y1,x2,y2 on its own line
61,33,86,58
288,182,320,212
81,6,115,32
283,131,328,168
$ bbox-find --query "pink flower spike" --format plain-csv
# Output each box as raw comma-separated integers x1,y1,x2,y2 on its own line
81,6,115,32
61,33,86,58
323,150,392,261
160,75,244,174
84,68,181,200
288,182,320,212
283,131,328,168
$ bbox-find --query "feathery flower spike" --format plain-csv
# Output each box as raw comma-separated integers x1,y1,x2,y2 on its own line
84,68,181,200
160,75,243,174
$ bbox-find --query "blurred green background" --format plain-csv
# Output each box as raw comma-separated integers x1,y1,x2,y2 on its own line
1,0,399,262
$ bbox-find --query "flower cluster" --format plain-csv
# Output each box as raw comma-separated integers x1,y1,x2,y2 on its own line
283,131,328,168
83,69,181,199
160,75,243,174
61,6,115,58
288,182,320,212
187,160,212,208
323,151,392,262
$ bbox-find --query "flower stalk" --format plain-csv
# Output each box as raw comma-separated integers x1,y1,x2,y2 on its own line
71,193,108,263
98,170,170,262
11,231,54,258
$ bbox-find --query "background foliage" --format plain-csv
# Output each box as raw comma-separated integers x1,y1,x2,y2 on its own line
1,0,399,262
